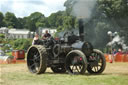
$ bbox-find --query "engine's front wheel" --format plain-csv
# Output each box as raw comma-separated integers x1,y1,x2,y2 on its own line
27,45,47,74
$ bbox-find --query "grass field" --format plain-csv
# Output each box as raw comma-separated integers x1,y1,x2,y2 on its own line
0,62,128,85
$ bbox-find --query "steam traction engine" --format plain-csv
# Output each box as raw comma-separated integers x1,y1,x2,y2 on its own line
27,19,106,74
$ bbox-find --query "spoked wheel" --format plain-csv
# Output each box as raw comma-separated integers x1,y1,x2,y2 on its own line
65,50,87,74
87,49,106,74
27,45,47,74
51,65,66,73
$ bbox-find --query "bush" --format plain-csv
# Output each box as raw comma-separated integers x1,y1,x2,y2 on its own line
0,33,5,39
1,45,10,52
10,39,32,50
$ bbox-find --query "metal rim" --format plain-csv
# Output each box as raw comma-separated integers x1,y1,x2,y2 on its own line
87,49,106,74
65,50,87,74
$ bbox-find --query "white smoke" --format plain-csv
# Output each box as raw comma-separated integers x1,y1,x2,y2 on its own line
107,35,128,50
71,0,97,19
107,35,120,46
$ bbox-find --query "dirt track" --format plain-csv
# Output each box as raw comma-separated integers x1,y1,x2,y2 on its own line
1,62,128,75
104,62,128,76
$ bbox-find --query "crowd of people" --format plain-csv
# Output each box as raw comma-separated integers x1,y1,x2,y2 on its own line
108,48,125,63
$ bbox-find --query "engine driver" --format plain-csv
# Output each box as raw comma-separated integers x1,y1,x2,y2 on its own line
42,30,51,40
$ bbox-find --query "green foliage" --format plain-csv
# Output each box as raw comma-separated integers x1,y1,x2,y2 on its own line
0,12,4,21
1,41,11,52
48,11,62,27
63,16,75,30
25,12,45,31
48,11,76,31
98,0,128,18
17,18,25,29
29,12,44,21
3,12,19,28
26,19,36,31
0,33,5,38
1,45,9,52
6,52,13,56
10,39,32,50
36,18,49,28
0,12,5,27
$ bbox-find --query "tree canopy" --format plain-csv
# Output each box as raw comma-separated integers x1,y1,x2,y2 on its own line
0,12,4,27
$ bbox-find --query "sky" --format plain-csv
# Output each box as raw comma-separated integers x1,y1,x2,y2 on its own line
0,0,66,18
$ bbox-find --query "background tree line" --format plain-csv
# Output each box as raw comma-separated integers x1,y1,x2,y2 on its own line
0,11,76,32
0,0,128,49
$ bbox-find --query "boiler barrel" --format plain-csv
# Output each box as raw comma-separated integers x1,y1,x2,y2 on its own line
72,41,93,56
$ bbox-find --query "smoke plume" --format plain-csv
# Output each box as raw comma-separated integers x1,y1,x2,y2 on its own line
71,0,97,19
107,35,128,51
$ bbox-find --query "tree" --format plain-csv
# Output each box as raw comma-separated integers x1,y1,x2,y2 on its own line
29,12,44,22
48,11,65,28
0,12,5,27
27,20,36,31
63,16,75,30
26,12,45,31
36,17,49,28
98,0,128,18
17,18,25,29
48,13,58,27
98,0,128,45
3,12,19,28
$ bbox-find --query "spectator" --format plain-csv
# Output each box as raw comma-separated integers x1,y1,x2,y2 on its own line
117,48,122,54
112,49,117,62
113,49,117,55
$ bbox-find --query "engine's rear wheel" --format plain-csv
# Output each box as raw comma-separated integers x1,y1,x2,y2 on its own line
51,65,66,73
87,49,106,74
65,50,87,74
27,45,47,74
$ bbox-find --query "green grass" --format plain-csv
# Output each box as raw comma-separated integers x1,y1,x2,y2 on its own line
1,72,128,85
1,63,128,85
